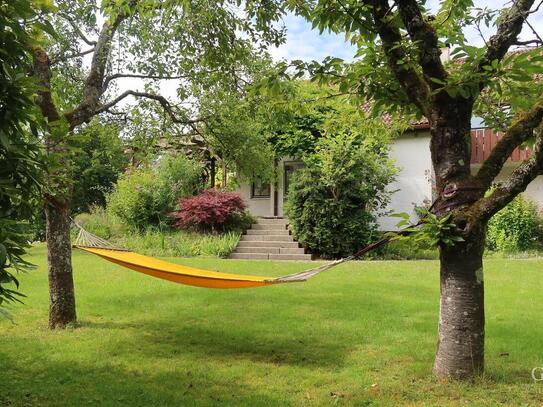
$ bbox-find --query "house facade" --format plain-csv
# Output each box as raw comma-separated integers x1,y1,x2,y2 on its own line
236,126,543,230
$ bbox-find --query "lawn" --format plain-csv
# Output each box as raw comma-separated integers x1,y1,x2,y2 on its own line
1,245,542,406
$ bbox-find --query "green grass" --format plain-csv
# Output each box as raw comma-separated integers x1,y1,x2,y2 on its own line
1,245,542,406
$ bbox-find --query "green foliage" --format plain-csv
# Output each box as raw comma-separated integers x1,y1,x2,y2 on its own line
259,81,408,159
0,0,52,313
285,132,395,259
487,195,543,252
377,237,439,260
192,57,277,182
107,155,204,230
388,209,465,248
264,82,332,158
71,119,129,214
281,0,543,131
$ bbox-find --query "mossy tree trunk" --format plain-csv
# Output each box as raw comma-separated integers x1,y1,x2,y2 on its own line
45,200,77,328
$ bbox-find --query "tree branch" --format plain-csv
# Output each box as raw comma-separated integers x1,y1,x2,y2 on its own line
50,47,96,65
474,124,543,218
94,90,207,125
32,48,61,123
396,0,448,88
513,39,543,46
475,95,543,187
102,71,219,89
477,0,536,90
58,12,98,47
524,18,543,44
64,14,126,129
369,0,431,116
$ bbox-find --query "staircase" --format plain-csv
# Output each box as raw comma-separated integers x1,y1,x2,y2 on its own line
229,218,312,260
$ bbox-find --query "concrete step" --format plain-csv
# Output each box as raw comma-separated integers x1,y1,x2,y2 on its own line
269,253,313,261
279,247,306,254
256,218,288,225
246,229,290,236
237,241,300,248
229,253,312,260
241,234,294,242
229,253,270,260
251,224,287,230
234,247,306,254
235,247,280,254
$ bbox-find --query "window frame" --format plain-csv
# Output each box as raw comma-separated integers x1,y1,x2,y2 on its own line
251,177,271,199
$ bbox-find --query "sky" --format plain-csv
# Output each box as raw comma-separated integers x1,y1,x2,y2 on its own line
268,1,543,63
268,13,356,62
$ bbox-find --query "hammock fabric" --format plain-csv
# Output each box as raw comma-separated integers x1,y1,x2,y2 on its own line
73,224,346,289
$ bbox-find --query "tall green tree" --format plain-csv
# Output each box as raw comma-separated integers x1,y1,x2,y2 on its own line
0,0,50,316
283,0,543,379
71,119,128,214
32,0,285,328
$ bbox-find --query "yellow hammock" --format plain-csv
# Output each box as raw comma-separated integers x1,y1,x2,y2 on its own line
73,224,345,289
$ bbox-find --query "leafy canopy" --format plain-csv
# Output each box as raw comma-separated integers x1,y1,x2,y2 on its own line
0,0,52,314
279,0,543,129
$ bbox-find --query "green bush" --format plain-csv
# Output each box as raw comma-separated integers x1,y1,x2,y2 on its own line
375,237,438,260
107,155,203,230
486,195,543,252
222,211,255,233
285,134,395,259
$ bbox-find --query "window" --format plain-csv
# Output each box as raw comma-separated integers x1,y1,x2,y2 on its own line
251,177,271,198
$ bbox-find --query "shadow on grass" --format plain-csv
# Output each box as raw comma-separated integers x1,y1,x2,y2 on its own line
78,316,352,368
74,277,442,369
0,352,293,407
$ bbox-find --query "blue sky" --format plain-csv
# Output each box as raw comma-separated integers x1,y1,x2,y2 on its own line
269,13,356,62
270,2,543,62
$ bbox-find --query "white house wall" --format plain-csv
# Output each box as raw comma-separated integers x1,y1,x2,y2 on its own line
377,132,433,231
238,182,274,217
524,177,543,204
236,158,293,218
471,164,543,208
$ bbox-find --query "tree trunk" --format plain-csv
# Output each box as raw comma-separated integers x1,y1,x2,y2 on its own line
433,225,485,379
46,200,77,329
210,156,216,188
222,161,227,188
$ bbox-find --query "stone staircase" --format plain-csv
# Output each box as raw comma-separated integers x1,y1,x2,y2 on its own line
229,218,312,260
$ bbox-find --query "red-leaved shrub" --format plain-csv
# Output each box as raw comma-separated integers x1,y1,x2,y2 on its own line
170,189,248,232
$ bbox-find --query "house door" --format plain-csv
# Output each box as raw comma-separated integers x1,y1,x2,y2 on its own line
283,161,304,199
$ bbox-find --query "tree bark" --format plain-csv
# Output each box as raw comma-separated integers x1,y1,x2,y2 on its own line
427,107,488,379
46,200,76,328
433,218,486,379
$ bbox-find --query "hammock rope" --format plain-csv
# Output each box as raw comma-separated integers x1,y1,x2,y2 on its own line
70,184,481,289
71,221,348,288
